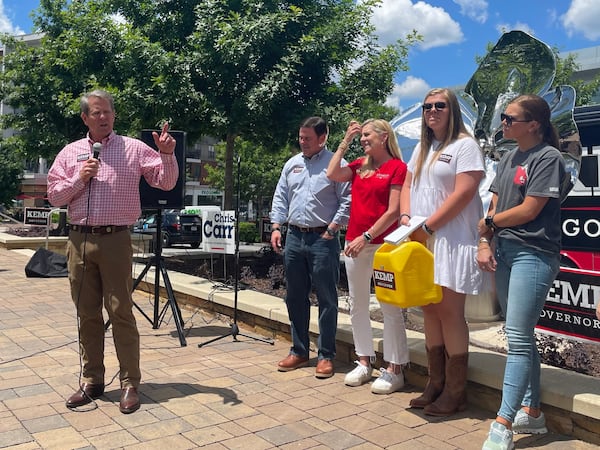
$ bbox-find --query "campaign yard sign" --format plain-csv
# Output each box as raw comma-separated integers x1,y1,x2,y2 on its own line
536,267,600,343
24,208,51,226
201,209,236,254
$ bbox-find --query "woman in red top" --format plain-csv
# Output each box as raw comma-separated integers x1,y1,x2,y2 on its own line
327,119,409,394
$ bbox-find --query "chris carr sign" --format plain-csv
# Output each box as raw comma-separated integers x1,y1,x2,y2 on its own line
201,209,236,255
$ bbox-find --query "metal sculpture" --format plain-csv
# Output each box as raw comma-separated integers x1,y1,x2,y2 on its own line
392,30,582,207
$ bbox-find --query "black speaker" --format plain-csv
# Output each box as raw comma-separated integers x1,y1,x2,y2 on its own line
25,247,68,278
139,129,186,210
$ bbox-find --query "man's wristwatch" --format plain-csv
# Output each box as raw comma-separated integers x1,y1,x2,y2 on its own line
326,227,336,237
271,226,281,233
363,231,373,242
485,215,497,232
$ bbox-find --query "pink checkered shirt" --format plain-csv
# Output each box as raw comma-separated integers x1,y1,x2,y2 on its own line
47,132,179,226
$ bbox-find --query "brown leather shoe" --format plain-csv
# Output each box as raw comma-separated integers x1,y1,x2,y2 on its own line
278,354,309,372
119,387,140,414
315,359,334,378
66,383,105,408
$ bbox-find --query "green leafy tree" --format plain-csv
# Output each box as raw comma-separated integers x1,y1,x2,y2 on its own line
177,0,417,208
0,143,22,206
554,50,600,106
205,137,293,218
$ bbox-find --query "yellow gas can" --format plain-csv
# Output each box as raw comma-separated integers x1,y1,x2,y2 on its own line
373,241,442,308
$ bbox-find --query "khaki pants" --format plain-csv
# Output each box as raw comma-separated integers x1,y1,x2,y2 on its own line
67,229,140,388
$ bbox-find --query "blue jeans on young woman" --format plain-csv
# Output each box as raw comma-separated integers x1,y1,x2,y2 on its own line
283,228,341,361
494,238,560,423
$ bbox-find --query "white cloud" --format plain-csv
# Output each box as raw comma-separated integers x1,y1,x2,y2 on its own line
386,76,431,109
0,1,25,35
495,22,536,38
562,0,600,41
370,0,464,50
452,0,488,24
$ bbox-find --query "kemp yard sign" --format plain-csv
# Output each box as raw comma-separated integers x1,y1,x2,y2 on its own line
24,208,51,226
537,267,600,343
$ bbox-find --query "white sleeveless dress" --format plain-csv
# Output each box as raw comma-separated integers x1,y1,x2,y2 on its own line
408,136,485,295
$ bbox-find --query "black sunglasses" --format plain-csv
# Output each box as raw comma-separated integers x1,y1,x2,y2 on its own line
500,113,532,127
422,102,447,111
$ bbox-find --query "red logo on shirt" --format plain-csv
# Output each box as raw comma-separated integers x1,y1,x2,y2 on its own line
514,165,528,186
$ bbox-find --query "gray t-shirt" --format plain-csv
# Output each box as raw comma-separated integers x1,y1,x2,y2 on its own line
489,143,565,254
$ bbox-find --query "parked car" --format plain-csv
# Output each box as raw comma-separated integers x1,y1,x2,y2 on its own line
135,210,202,248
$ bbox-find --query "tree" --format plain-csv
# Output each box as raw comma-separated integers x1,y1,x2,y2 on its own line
0,144,22,207
0,0,419,209
554,50,600,106
171,0,417,208
205,137,293,219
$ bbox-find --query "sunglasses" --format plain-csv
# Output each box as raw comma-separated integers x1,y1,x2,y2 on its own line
500,113,532,127
422,102,447,111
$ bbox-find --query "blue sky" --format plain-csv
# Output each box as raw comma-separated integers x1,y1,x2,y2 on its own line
3,0,600,111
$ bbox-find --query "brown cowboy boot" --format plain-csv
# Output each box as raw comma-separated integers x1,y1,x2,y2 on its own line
424,352,468,416
409,345,446,409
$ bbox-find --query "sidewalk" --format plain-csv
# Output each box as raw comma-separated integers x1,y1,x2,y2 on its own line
0,247,596,449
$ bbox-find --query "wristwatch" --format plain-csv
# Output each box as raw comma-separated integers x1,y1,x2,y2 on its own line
326,227,336,237
485,215,497,232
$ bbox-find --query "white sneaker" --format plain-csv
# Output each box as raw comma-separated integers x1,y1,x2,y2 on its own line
344,361,372,386
512,409,548,434
371,368,404,394
482,421,515,450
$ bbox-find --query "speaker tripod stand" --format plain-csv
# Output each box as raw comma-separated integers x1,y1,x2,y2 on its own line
198,155,274,348
130,209,187,347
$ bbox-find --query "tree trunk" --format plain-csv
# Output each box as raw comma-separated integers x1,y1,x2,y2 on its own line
224,133,236,210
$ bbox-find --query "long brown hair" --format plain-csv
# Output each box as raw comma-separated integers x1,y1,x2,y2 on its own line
510,94,560,149
357,119,402,178
413,88,472,184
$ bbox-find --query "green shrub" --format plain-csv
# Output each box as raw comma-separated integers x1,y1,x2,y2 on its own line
239,222,259,243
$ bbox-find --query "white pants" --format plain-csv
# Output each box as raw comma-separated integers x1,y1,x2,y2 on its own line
344,243,410,365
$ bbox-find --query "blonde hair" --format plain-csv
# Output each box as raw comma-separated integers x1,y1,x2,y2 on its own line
357,119,402,178
413,88,471,184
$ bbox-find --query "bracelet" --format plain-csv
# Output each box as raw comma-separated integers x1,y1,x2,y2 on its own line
422,223,434,236
337,141,349,152
363,231,373,242
478,237,490,245
400,213,411,221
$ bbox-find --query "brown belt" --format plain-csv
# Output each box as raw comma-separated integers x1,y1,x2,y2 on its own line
289,224,328,234
70,225,130,235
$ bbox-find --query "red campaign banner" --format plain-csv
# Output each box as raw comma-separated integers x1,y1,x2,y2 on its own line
536,267,600,344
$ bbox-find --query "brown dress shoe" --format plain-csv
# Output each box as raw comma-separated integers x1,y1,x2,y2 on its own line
315,359,334,378
66,383,105,408
119,387,140,414
278,354,309,372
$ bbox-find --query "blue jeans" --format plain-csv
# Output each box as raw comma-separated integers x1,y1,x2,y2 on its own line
284,228,340,360
494,239,560,422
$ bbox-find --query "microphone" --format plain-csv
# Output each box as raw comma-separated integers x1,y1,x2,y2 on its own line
92,142,102,159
